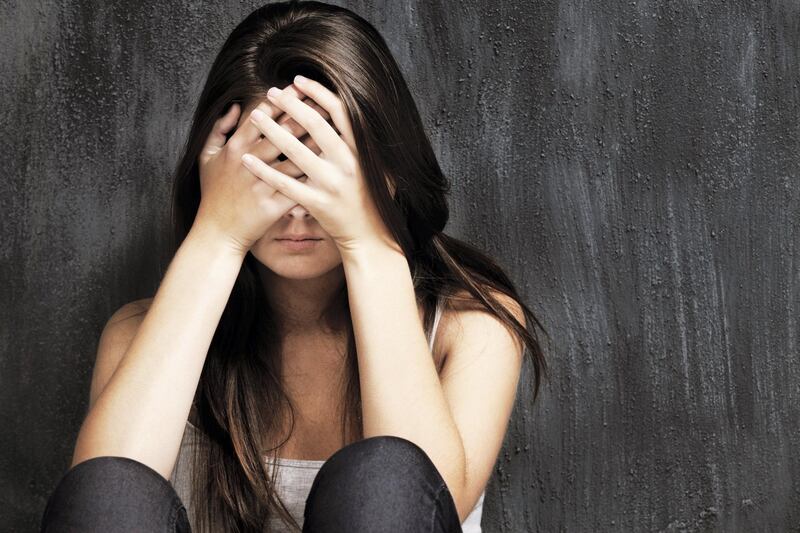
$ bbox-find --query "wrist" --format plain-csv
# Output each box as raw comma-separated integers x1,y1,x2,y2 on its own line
187,220,249,260
340,239,407,276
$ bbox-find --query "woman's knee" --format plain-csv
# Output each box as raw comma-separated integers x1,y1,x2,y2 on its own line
303,435,457,532
41,456,190,533
320,434,445,487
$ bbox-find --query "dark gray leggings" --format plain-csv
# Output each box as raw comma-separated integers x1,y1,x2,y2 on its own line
40,435,463,532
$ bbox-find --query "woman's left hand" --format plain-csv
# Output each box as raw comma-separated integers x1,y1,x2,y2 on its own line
241,75,397,257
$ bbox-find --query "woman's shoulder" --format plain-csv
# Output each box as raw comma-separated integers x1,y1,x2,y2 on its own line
99,296,155,355
127,296,154,314
107,296,154,323
435,288,526,366
100,298,154,346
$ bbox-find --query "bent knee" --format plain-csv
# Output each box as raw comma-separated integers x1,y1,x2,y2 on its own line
41,456,188,532
303,436,448,530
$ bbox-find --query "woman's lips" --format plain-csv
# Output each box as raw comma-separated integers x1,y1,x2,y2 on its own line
275,238,321,251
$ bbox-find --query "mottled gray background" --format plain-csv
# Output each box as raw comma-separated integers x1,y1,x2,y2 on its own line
2,0,798,531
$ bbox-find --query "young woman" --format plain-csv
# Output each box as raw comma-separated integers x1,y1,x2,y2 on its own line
41,1,549,532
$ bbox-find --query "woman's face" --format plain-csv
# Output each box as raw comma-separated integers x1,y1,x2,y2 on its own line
235,101,344,280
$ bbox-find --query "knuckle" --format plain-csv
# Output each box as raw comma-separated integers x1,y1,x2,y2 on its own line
282,143,300,160
312,113,328,131
316,195,332,212
335,101,348,120
226,136,243,154
252,102,270,117
341,154,357,176
258,196,272,210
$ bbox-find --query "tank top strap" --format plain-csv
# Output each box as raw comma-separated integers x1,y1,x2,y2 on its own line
429,295,443,351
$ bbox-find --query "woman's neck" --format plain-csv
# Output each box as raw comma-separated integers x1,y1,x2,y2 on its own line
258,263,346,334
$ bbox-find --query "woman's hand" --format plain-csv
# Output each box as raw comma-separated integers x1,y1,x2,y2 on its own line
239,75,397,256
194,85,328,254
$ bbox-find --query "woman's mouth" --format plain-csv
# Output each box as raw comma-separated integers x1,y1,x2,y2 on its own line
275,238,322,251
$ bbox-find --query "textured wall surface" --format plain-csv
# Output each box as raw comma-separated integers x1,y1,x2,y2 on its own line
2,1,798,531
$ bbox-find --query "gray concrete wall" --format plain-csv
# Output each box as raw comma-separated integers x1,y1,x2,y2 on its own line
2,1,798,531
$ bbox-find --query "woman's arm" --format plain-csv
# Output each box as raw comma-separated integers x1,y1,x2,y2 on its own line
70,223,246,479
70,94,307,479
342,243,525,522
341,244,468,512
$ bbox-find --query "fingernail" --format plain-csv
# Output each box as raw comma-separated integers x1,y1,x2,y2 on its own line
250,108,266,122
267,87,281,98
242,153,256,164
294,75,307,85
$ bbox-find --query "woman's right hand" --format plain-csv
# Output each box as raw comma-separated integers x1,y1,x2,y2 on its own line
193,85,329,254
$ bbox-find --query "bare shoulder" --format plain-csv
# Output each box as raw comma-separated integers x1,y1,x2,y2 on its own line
437,288,526,369
88,297,154,409
107,297,154,325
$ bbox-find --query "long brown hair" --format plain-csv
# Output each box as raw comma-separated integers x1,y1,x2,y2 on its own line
166,1,550,531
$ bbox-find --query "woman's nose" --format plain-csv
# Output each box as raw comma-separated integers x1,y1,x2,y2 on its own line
286,203,312,219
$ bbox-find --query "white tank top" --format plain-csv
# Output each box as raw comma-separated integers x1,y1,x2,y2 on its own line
169,298,486,531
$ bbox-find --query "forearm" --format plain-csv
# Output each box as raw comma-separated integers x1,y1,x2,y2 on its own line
71,222,246,478
341,245,466,494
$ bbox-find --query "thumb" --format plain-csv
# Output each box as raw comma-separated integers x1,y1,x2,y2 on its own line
217,102,241,135
201,103,242,162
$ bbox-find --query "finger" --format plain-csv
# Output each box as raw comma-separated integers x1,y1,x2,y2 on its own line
283,103,339,142
231,90,321,152
249,107,332,182
241,152,319,208
200,103,240,163
269,134,323,177
274,99,334,134
229,101,279,148
277,82,305,101
278,100,333,127
246,111,322,167
274,105,329,147
265,87,351,168
248,136,321,178
228,84,305,148
300,134,321,155
290,75,356,152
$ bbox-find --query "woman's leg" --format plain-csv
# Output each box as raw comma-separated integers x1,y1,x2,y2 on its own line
40,456,191,533
302,435,463,533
